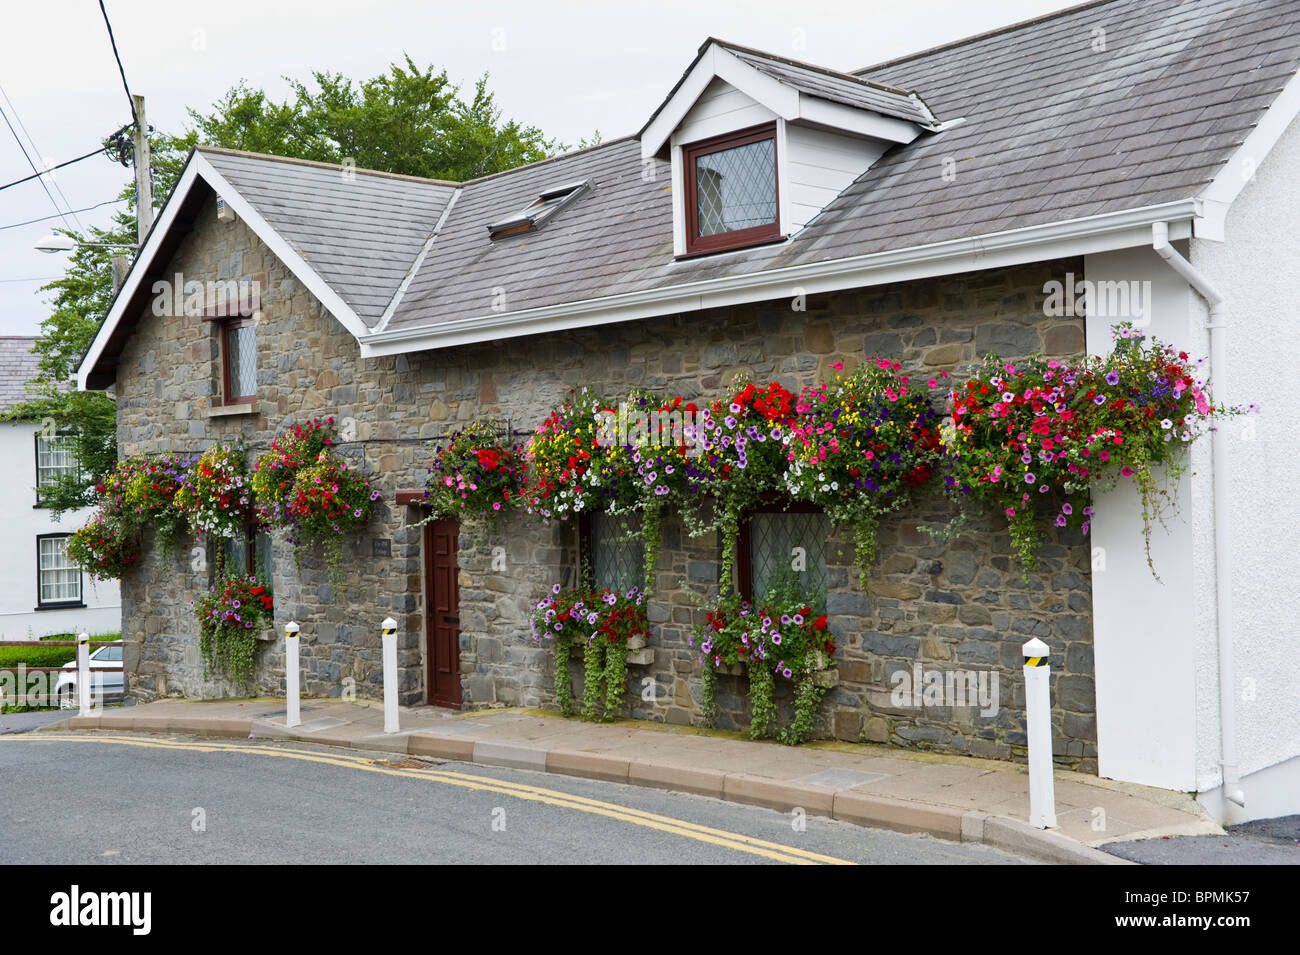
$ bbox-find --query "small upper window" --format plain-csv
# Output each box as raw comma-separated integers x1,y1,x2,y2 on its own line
683,123,780,256
487,181,589,239
35,433,78,506
221,317,257,405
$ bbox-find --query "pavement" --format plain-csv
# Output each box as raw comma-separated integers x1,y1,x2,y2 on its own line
43,697,1227,864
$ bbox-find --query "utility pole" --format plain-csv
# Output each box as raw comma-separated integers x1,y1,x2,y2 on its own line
131,94,152,244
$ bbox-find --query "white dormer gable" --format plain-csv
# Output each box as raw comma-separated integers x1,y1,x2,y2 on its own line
640,39,940,257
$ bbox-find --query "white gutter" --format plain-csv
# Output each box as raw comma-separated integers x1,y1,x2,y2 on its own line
1151,220,1244,811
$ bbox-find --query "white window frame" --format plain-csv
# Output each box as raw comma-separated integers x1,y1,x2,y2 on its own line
35,432,78,506
37,534,82,608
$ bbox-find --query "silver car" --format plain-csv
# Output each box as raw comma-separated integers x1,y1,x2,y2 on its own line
54,644,124,708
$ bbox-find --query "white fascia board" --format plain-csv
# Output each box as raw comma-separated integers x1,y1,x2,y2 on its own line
76,151,372,390
795,97,923,144
642,47,719,159
710,46,800,119
193,153,369,340
1198,65,1300,240
358,199,1199,358
76,159,203,391
641,45,800,158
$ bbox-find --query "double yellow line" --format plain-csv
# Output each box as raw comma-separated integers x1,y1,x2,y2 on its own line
5,734,855,865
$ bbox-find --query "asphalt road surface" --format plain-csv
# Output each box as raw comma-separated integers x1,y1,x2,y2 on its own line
1103,815,1300,865
0,709,71,734
0,733,1030,865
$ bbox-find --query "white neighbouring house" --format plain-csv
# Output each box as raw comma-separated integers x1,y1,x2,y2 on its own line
0,337,119,640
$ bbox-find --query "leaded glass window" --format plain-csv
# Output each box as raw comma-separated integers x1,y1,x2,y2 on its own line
588,512,645,592
746,510,828,604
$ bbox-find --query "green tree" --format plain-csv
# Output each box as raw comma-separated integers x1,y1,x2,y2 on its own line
9,57,572,515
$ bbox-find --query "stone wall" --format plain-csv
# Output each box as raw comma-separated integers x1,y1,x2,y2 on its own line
114,190,1096,770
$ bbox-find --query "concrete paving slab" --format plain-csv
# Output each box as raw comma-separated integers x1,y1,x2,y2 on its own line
293,716,350,733
796,768,890,789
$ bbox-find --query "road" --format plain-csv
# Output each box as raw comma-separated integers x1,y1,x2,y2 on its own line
1103,815,1300,865
0,733,1029,865
0,709,69,734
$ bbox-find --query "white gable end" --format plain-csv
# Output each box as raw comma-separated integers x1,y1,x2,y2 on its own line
644,41,934,256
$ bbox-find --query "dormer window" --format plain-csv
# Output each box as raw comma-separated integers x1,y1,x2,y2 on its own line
682,123,780,255
487,180,589,239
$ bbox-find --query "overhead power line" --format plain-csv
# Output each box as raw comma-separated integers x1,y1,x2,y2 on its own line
0,102,73,228
0,83,85,231
98,0,137,127
0,197,126,232
0,144,112,193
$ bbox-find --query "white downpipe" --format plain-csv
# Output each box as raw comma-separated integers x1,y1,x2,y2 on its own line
1151,221,1245,810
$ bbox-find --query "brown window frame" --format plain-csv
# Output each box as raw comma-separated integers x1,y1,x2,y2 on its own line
681,122,782,258
219,315,257,406
219,521,271,580
736,495,824,604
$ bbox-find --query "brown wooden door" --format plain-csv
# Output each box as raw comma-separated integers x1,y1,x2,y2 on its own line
424,518,462,709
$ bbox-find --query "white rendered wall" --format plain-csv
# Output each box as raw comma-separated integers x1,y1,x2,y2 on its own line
784,123,886,232
0,421,120,640
1187,113,1300,821
1082,246,1206,794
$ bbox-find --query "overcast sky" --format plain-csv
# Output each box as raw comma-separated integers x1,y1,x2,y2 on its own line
0,0,1074,339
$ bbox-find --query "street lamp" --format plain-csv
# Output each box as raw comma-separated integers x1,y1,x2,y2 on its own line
34,233,134,254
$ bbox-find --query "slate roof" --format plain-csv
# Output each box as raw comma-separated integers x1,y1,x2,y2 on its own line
0,337,40,414
201,150,457,326
95,0,1300,360
839,0,1300,252
720,41,938,126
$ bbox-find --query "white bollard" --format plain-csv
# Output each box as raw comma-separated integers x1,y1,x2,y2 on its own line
1022,636,1057,829
284,621,301,728
381,617,400,734
76,632,91,717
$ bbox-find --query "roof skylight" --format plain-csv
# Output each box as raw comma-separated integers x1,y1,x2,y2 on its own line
487,180,589,239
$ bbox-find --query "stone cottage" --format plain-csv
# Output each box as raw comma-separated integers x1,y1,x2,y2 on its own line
78,0,1300,824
